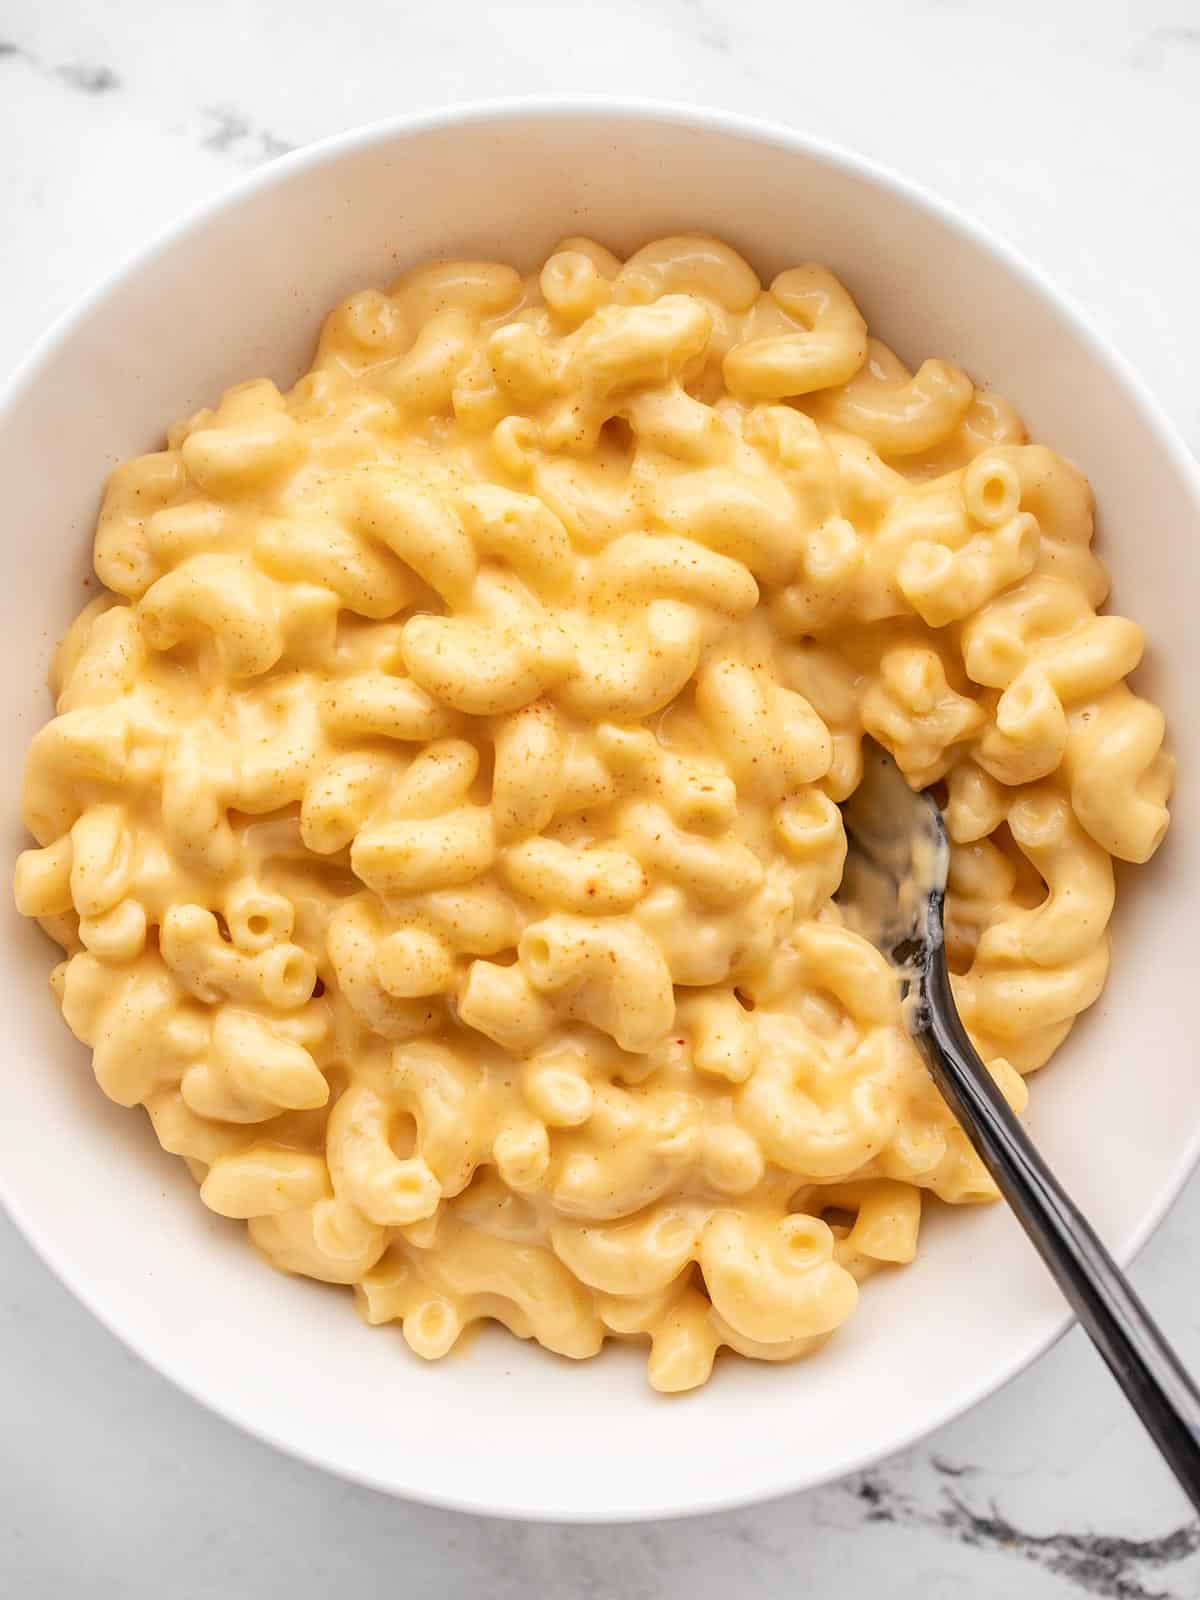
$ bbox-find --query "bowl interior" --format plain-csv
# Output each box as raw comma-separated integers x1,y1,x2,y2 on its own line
1,104,1197,1520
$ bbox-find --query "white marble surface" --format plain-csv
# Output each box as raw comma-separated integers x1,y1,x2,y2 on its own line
2,2,1200,1594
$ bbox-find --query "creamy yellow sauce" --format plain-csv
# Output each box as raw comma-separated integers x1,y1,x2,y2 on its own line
13,234,1171,1390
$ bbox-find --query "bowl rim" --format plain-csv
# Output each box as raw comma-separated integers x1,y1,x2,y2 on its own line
2,93,1199,1523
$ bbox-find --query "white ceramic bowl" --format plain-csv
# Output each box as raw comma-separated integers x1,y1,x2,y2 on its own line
1,99,1198,1523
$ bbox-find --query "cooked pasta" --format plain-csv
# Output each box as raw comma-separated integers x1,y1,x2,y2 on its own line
15,234,1170,1392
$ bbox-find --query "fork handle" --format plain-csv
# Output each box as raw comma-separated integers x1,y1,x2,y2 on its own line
915,933,1200,1514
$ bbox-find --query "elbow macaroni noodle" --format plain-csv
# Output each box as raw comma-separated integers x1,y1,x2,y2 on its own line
15,234,1171,1392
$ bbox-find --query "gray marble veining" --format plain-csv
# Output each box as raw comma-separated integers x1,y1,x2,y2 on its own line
2,1,1199,1594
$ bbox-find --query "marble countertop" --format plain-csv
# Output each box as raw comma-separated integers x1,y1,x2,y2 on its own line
3,2,1200,1595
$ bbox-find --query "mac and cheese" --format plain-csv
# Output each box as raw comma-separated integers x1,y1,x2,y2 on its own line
15,235,1171,1391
